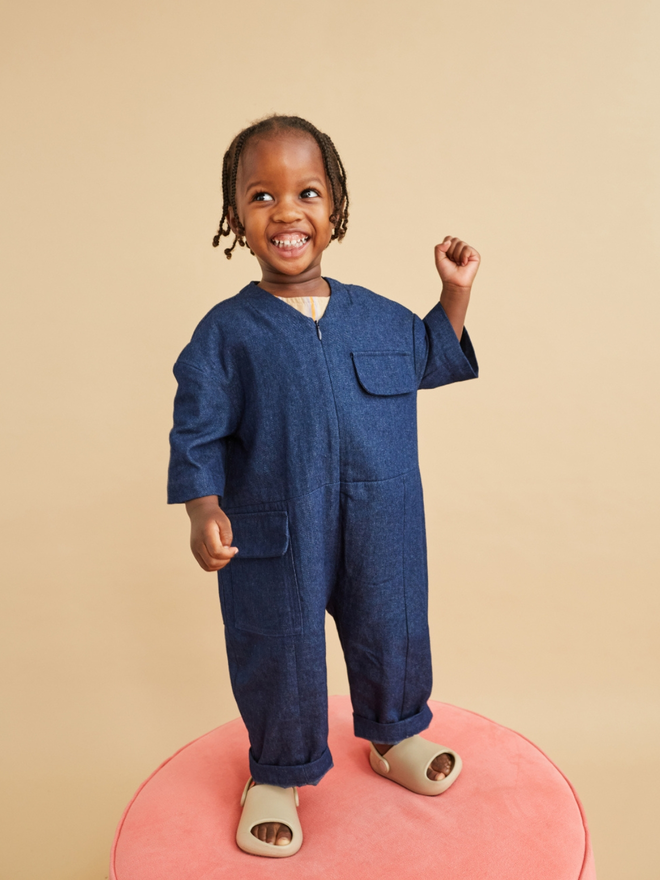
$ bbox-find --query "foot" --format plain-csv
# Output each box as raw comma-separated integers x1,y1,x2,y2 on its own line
249,783,293,847
372,740,455,781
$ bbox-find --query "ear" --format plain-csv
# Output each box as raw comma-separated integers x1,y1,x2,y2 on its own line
227,206,241,235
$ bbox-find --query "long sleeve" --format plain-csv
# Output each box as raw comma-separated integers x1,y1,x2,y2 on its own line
167,359,238,504
414,300,478,389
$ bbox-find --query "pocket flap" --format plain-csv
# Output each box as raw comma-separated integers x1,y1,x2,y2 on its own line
230,511,290,558
352,351,417,396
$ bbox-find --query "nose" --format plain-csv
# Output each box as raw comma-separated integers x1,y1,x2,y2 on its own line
272,194,303,223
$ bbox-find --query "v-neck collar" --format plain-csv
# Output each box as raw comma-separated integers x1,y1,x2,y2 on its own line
241,277,346,326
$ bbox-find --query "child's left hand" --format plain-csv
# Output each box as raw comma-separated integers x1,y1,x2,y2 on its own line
435,236,480,290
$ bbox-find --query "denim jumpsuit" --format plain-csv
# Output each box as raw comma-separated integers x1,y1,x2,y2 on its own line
168,278,478,787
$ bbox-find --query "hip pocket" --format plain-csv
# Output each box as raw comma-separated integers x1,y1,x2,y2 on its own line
219,510,302,637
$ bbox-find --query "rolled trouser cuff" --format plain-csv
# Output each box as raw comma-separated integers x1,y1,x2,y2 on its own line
353,704,433,744
249,745,334,788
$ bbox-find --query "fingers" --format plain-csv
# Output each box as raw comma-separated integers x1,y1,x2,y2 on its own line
192,520,238,572
217,511,234,549
435,236,480,267
193,542,237,572
434,236,452,259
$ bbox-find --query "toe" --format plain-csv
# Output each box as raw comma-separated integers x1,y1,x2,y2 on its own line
252,822,292,846
255,823,268,842
265,823,278,845
427,752,454,781
276,825,293,846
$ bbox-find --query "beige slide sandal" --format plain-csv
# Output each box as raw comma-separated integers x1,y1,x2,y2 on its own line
235,777,303,858
369,735,462,796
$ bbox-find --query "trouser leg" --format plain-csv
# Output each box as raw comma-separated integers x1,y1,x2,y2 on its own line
223,622,333,786
218,486,340,787
329,470,433,743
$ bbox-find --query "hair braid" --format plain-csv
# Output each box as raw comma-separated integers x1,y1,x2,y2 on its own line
319,131,349,240
211,114,350,258
211,150,235,248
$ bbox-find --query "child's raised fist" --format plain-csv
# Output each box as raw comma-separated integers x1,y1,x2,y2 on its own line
435,236,480,290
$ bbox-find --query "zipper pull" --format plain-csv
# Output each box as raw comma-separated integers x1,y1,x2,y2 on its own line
315,320,322,341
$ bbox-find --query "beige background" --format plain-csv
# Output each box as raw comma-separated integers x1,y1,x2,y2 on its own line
1,1,658,877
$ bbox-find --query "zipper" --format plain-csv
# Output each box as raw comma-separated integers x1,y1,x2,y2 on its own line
310,296,322,340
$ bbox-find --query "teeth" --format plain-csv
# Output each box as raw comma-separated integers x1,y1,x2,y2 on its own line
272,236,309,248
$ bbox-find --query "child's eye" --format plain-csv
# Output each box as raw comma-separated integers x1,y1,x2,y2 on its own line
301,188,320,199
253,192,274,202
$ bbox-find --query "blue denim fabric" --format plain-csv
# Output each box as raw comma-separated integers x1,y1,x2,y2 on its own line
168,278,478,787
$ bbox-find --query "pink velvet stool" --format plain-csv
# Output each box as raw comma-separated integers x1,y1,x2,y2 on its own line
110,695,596,879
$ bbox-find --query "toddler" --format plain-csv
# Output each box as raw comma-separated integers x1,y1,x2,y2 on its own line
168,114,480,857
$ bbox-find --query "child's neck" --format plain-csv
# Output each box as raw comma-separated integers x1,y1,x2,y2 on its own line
258,275,330,299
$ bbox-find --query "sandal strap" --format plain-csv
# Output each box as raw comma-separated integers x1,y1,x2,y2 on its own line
370,735,462,796
236,778,303,858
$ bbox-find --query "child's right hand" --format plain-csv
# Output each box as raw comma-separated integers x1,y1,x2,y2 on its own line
185,496,238,572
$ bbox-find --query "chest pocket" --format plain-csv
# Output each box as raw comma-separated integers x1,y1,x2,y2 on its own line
220,510,302,637
351,351,417,396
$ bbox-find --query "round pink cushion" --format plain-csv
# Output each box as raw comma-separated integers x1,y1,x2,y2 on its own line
110,695,595,879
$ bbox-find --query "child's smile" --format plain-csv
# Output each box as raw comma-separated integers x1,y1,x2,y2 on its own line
271,233,309,252
229,132,334,294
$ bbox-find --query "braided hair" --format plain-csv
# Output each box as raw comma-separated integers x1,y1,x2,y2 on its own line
212,115,349,259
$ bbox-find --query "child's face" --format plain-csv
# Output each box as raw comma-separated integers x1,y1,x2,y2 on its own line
230,132,334,284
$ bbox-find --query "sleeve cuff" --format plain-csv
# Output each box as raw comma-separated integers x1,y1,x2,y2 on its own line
419,301,478,389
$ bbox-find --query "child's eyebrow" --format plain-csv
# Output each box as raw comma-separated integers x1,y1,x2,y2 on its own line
242,180,269,195
244,177,326,194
